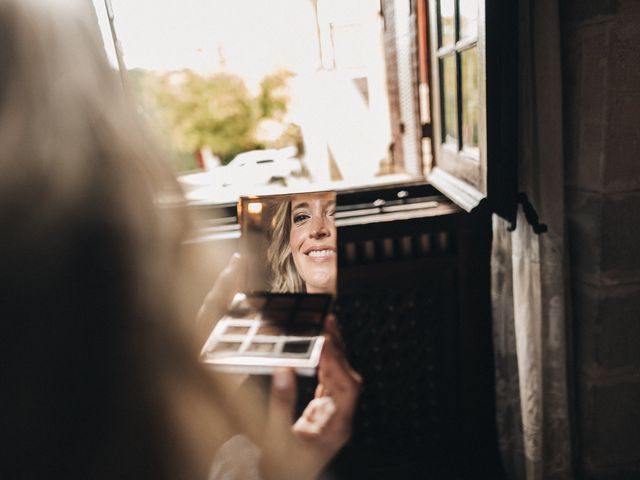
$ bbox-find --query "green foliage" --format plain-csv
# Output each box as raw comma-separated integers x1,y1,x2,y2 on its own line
129,68,302,172
257,69,293,120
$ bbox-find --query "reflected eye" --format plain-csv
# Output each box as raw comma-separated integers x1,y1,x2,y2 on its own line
293,213,310,224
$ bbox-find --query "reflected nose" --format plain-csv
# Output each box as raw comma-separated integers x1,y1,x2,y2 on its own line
310,216,330,239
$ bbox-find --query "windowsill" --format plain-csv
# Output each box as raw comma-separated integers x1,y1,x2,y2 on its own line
182,173,423,207
336,200,459,227
427,167,484,212
187,180,461,243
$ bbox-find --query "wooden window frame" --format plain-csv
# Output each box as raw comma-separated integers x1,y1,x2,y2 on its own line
427,0,487,210
424,0,518,223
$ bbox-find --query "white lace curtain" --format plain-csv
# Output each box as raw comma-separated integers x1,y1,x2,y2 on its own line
490,0,573,478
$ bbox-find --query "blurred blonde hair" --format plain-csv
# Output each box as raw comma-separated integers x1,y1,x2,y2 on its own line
267,200,305,292
0,1,258,478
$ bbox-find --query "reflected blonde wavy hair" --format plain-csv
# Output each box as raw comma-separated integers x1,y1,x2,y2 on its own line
267,201,305,292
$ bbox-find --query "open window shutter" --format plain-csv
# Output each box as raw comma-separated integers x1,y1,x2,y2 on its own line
425,0,517,224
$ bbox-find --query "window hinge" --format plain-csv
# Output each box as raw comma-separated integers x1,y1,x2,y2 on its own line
507,193,548,234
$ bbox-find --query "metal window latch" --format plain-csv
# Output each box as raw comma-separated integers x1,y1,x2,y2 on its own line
507,192,548,234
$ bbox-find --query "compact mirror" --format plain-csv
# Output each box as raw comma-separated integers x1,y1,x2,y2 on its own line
239,191,337,295
200,191,337,375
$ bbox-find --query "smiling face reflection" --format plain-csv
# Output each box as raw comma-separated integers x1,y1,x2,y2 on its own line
289,195,337,293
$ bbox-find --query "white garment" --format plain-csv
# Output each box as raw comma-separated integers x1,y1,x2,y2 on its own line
209,435,262,480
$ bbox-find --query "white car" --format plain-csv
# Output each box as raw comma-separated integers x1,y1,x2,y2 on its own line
179,147,302,194
221,148,302,187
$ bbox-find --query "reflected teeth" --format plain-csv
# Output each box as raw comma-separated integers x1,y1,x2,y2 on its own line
308,250,334,258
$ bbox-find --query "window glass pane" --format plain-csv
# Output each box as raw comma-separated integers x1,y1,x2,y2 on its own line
439,0,455,47
461,47,479,151
92,0,420,205
459,0,478,39
441,54,457,145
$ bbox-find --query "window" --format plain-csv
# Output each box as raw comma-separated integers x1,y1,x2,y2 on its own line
424,0,517,221
91,0,429,206
425,0,486,210
91,0,516,222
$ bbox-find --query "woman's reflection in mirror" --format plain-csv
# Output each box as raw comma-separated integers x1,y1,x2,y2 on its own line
267,194,337,294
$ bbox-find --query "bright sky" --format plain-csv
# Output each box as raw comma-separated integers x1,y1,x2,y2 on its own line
92,0,320,88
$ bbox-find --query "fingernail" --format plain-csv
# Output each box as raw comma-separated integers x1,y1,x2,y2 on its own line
273,368,291,390
230,252,241,264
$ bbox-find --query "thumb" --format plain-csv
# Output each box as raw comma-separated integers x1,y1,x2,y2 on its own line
267,368,297,433
261,368,299,479
196,253,244,344
264,370,335,480
216,252,245,303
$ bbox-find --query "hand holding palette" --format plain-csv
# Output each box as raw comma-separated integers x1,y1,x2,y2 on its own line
200,292,332,376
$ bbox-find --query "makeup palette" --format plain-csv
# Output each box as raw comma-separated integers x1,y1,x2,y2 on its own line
200,292,332,376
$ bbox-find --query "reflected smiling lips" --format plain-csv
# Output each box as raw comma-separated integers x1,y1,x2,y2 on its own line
304,245,336,261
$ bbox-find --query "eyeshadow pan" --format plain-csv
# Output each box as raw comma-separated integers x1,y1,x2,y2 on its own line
282,340,312,354
267,296,296,310
299,296,329,311
295,311,323,325
227,309,257,319
261,309,290,324
213,342,242,353
246,296,267,310
246,342,276,353
224,325,251,335
285,325,316,336
257,324,281,336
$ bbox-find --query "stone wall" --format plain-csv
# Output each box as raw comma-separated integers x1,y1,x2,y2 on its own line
562,0,640,477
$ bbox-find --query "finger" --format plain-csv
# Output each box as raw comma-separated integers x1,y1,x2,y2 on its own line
213,252,244,305
314,383,324,399
265,368,298,441
262,369,317,479
318,338,362,415
322,316,359,384
322,315,346,353
196,253,244,343
293,396,337,438
314,382,337,400
320,334,362,389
